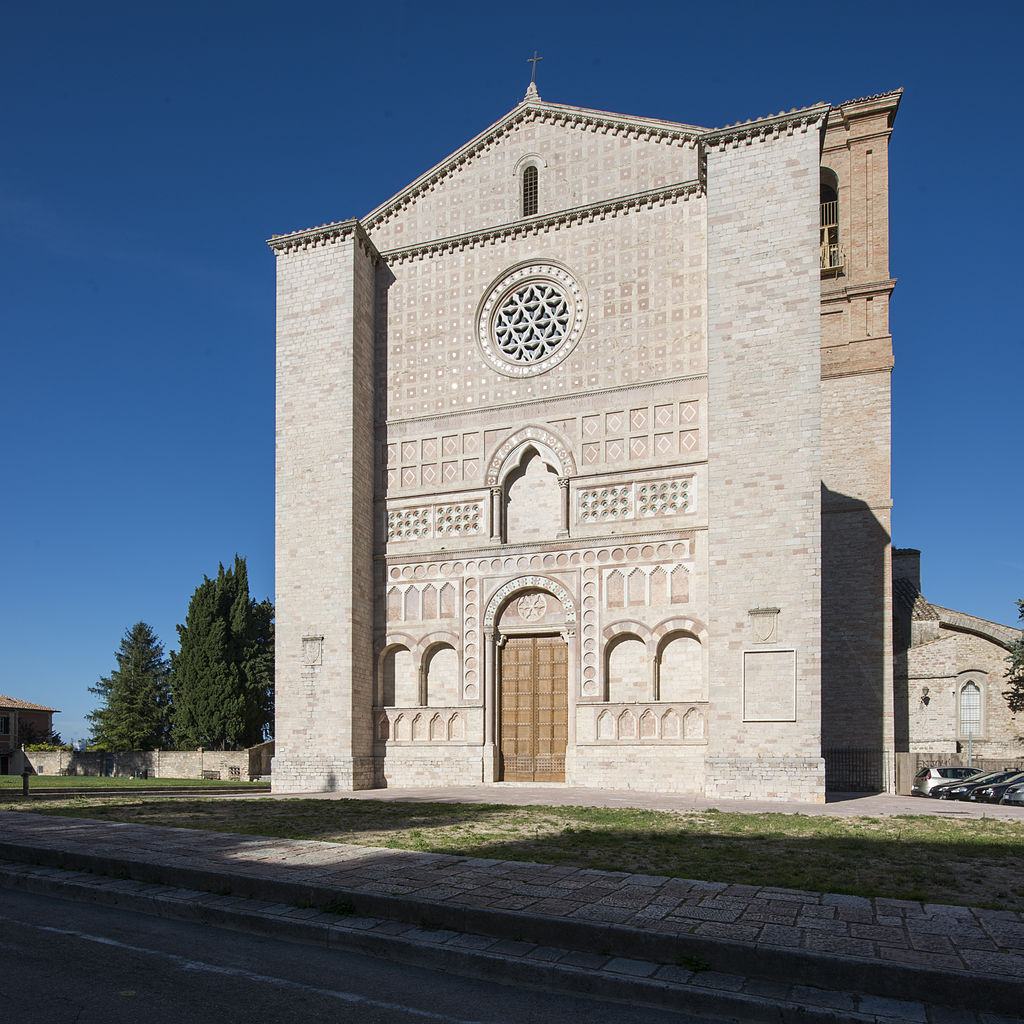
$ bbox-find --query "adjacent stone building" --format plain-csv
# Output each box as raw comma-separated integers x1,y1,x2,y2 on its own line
269,85,903,801
894,549,1021,763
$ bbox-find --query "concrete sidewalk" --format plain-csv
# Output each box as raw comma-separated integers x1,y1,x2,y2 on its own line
1,810,1021,1023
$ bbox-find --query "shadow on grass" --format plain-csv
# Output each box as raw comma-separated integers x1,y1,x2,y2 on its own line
11,797,1024,910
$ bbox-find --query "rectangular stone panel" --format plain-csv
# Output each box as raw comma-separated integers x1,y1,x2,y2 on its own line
742,650,797,722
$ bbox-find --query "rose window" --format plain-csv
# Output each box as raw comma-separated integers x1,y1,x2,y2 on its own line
476,263,587,377
493,282,571,363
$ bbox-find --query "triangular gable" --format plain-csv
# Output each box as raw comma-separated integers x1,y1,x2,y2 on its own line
363,95,706,252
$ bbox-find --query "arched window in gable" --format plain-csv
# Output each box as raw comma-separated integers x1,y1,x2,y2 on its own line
522,164,538,217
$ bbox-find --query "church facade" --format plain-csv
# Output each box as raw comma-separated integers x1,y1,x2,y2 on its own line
269,86,902,802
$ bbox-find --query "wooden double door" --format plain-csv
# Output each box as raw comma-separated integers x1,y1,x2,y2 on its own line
500,636,568,782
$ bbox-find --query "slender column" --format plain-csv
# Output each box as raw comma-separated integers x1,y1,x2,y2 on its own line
563,627,578,750
489,487,503,542
557,477,570,537
484,630,497,744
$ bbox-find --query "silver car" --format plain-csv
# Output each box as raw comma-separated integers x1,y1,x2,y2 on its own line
1000,782,1024,807
911,766,983,797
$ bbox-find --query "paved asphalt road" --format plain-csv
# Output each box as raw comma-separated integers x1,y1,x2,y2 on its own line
1,888,720,1024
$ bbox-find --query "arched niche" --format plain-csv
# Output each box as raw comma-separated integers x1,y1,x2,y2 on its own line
424,643,460,707
657,632,704,703
606,633,649,704
504,446,562,543
379,644,418,708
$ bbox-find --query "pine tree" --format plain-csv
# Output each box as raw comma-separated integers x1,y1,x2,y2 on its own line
171,555,274,749
1003,599,1024,713
87,622,172,750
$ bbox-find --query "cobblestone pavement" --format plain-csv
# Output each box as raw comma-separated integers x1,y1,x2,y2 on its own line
1,810,1022,1022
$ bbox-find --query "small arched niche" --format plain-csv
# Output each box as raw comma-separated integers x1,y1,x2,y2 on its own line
424,643,460,707
657,632,703,703
380,645,418,708
606,633,649,703
504,445,561,543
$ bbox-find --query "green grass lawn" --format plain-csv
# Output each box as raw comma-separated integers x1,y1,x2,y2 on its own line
0,775,269,789
7,795,1024,911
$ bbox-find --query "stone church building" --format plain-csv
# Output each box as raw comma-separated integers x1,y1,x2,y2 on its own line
269,85,905,802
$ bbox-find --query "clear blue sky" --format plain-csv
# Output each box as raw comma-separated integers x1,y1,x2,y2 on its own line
3,1,1021,744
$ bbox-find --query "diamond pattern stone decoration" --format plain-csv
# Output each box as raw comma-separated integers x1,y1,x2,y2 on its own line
638,480,689,517
493,282,571,363
579,486,632,522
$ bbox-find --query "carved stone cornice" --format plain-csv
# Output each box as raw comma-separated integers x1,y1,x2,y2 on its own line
380,180,702,265
701,103,831,150
266,218,381,260
363,101,703,234
820,277,897,303
831,90,903,129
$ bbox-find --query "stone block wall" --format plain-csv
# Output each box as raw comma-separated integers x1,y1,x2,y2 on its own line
703,110,828,800
23,749,251,779
272,224,379,793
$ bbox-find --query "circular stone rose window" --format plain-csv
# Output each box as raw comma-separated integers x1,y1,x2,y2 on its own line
476,263,587,377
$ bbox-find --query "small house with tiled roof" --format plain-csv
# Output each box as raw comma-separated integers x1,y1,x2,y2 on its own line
0,695,60,774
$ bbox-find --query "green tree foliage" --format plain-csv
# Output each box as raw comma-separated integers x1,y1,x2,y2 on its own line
87,622,172,750
1003,599,1024,714
171,556,274,749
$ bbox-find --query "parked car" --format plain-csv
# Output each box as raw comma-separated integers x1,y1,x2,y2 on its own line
929,769,1007,799
969,771,1024,804
1000,782,1024,807
911,766,983,797
940,770,1023,801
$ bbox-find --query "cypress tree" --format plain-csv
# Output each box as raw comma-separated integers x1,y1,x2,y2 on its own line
87,622,172,750
171,555,274,749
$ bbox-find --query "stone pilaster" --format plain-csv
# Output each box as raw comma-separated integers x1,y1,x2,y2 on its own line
703,111,829,802
270,222,379,792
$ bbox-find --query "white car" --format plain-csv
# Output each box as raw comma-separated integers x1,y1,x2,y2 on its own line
911,766,983,797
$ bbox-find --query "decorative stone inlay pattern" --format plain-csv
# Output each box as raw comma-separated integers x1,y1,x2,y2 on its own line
434,504,483,537
388,507,431,541
387,503,484,542
579,486,632,522
517,593,549,621
477,263,587,378
577,478,691,524
376,708,475,744
585,703,708,744
483,575,576,629
485,425,575,485
637,480,688,516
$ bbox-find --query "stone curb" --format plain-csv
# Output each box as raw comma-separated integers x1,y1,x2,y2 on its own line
0,858,935,1024
0,839,1017,1019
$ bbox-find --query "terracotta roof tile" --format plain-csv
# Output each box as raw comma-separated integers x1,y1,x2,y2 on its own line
0,695,59,713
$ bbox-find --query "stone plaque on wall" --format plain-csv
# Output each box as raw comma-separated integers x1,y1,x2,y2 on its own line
742,650,796,722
